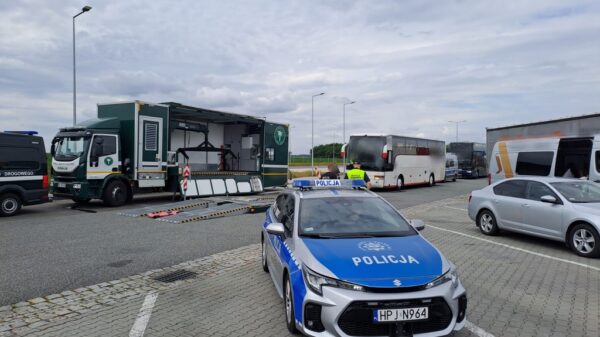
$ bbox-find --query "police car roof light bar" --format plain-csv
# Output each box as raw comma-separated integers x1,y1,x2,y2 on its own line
292,179,366,190
4,131,39,135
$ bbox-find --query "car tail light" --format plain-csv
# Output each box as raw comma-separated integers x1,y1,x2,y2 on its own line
42,175,49,189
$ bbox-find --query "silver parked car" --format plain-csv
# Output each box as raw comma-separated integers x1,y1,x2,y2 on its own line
468,177,600,257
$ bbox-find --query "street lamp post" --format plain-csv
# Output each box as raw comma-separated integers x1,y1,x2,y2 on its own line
311,92,325,175
448,120,466,142
342,100,355,169
73,5,92,126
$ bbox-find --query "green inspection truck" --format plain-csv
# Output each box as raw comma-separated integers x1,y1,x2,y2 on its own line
51,101,289,206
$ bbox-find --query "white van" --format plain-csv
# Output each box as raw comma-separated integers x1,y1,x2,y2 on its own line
489,136,600,184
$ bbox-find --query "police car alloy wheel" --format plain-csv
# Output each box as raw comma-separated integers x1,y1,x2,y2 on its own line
284,276,298,334
0,193,22,217
261,237,269,272
478,210,499,235
570,224,600,257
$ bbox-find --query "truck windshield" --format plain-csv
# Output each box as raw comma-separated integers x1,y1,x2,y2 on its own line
348,136,386,171
299,197,416,238
55,137,88,161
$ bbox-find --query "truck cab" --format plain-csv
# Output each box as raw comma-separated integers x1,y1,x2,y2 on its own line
51,118,130,206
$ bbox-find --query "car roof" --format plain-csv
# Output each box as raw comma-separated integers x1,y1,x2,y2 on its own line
286,187,379,199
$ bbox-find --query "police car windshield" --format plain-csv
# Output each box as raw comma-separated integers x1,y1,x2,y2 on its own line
299,197,416,238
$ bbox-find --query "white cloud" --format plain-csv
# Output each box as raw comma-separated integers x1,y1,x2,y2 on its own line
1,0,599,153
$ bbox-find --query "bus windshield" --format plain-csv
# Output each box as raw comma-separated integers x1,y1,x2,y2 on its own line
348,136,386,171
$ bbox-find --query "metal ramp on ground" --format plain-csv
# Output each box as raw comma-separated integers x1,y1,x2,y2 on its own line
117,199,215,217
117,194,277,223
156,203,252,223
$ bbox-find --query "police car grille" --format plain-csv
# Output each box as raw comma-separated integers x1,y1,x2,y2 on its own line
337,297,452,336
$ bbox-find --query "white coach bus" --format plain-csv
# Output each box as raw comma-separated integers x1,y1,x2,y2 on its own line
490,136,600,184
342,134,445,189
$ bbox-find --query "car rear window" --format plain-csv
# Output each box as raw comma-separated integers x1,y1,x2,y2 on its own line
493,180,527,198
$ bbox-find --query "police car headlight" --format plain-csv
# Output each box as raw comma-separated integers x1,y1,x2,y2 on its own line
425,267,458,289
302,265,364,295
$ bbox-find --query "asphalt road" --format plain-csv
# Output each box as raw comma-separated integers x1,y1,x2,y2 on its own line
0,179,486,306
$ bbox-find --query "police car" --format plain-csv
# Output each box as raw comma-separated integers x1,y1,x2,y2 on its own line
260,179,467,337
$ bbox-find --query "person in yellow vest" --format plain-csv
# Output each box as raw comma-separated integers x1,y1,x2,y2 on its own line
344,160,372,189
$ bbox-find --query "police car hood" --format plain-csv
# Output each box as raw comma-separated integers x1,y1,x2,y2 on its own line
301,235,446,288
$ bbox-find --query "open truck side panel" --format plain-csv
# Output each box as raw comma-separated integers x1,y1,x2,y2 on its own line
51,101,289,206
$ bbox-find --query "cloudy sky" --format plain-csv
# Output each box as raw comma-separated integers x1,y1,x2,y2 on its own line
1,0,599,153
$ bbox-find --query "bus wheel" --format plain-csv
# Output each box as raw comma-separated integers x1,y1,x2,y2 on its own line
397,176,404,191
429,174,435,186
103,180,129,207
0,193,22,217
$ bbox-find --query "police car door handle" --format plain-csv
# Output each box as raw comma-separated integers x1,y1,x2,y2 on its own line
522,204,530,208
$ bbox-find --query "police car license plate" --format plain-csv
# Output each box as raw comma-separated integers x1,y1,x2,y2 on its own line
374,307,428,322
57,183,66,188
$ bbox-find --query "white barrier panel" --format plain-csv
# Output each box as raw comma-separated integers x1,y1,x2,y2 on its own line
211,179,227,194
237,181,252,193
196,180,213,196
225,179,238,193
250,176,263,192
180,180,199,197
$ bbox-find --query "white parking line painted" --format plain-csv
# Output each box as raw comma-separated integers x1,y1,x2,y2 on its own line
465,320,496,337
428,225,600,272
129,291,158,337
444,205,468,212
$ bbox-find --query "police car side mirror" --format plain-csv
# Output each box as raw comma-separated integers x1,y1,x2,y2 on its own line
266,222,285,236
411,219,426,231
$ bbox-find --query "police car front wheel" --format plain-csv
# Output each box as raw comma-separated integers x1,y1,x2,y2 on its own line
0,193,22,217
284,275,299,334
261,237,269,273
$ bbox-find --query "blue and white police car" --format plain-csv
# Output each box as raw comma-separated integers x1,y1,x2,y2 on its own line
260,179,467,337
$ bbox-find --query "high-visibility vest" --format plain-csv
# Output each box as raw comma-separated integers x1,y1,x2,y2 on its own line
346,168,366,180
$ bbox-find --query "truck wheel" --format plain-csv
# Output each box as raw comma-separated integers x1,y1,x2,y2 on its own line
0,193,22,217
428,174,435,186
103,180,129,207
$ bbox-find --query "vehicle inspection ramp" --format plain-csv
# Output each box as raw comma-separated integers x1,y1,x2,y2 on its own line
117,199,215,217
156,203,252,224
117,194,276,223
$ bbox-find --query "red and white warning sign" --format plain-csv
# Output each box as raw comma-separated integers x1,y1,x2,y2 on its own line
182,164,191,191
